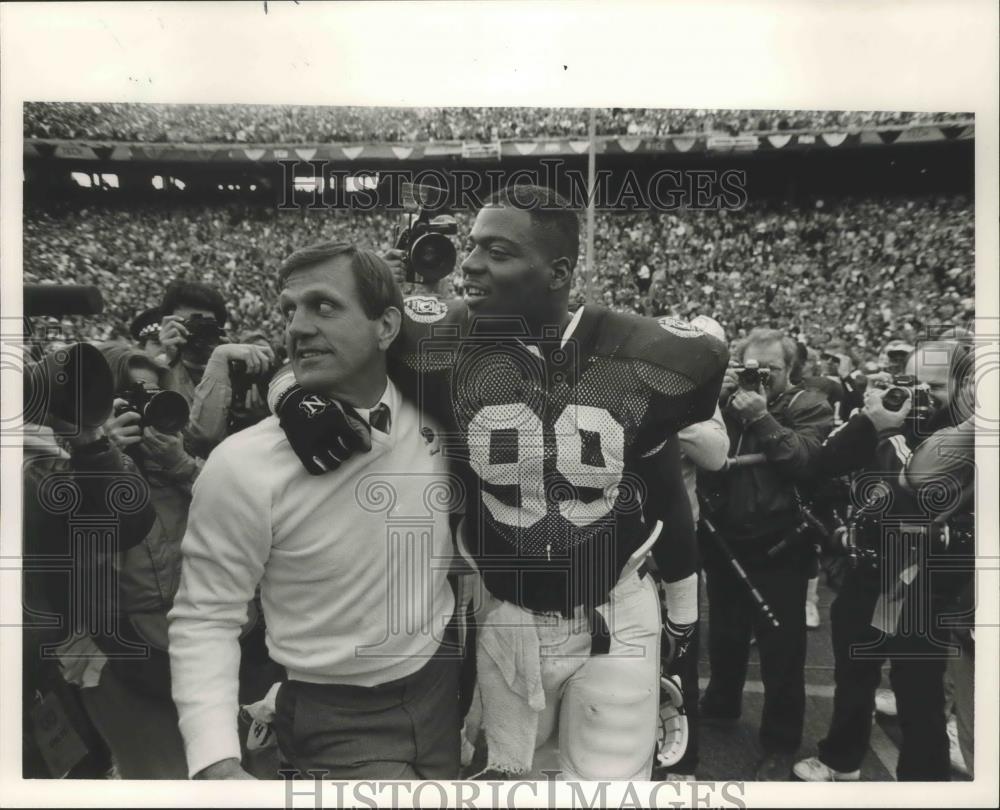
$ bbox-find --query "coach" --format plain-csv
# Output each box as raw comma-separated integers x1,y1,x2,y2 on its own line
168,243,459,780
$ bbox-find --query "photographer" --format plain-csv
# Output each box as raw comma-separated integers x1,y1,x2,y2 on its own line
22,342,157,778
698,327,834,780
157,281,275,457
794,339,973,782
84,343,261,778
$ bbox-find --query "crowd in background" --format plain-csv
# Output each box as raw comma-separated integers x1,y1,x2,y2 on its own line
24,193,974,366
24,103,973,144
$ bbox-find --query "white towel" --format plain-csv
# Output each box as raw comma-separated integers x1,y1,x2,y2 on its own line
476,601,545,775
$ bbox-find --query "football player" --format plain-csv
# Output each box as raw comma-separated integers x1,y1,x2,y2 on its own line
271,185,728,779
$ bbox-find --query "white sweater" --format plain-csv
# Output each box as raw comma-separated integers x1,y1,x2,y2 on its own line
678,405,730,522
167,380,456,776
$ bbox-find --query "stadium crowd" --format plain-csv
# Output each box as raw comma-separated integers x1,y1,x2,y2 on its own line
24,103,973,144
24,193,974,366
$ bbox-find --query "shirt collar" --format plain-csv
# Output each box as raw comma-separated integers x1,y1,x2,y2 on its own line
353,378,397,433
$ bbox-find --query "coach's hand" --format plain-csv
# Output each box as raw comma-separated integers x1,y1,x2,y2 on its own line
276,385,373,475
194,757,256,780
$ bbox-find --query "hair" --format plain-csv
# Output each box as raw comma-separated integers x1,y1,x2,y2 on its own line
485,184,580,269
736,327,803,383
160,280,228,326
276,241,404,321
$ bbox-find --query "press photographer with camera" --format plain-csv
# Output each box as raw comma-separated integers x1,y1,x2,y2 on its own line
157,280,276,456
698,327,834,781
793,338,974,782
22,287,158,778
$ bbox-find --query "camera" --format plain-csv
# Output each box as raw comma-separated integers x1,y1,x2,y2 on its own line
882,374,932,414
114,382,190,434
23,343,115,430
394,183,457,284
181,314,225,362
228,359,276,403
735,359,771,391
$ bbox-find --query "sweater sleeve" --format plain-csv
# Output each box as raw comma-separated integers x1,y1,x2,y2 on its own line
678,405,730,472
167,441,271,777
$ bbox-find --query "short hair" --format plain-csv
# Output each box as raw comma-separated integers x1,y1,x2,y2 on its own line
736,327,803,381
277,241,404,321
485,184,580,269
160,280,228,325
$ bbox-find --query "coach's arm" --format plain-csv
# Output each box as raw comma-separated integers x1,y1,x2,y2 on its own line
167,444,269,780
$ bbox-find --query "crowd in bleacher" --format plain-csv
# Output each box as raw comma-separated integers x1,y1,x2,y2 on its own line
23,103,973,144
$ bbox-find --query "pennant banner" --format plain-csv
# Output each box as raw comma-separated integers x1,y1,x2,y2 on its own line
24,123,974,165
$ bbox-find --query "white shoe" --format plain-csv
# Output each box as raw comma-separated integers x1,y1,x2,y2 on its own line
805,601,820,629
874,688,897,717
947,717,970,776
793,756,860,782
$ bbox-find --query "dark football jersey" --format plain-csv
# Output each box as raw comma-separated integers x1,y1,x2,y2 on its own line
389,297,728,613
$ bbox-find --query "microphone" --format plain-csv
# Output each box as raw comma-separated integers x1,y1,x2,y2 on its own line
23,284,104,317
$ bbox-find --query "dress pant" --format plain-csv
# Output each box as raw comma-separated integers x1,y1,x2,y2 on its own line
272,634,461,780
702,532,810,755
817,570,951,780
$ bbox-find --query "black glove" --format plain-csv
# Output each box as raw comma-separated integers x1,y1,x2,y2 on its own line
662,615,695,674
275,385,373,475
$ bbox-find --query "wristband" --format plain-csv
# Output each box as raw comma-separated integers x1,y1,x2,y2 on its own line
267,363,298,415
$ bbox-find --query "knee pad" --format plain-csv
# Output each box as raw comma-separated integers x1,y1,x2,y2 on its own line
558,660,658,780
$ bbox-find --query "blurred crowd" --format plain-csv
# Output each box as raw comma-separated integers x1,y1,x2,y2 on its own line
24,103,973,144
24,193,973,367
584,194,975,362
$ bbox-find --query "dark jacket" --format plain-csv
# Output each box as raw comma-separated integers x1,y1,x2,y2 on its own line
702,385,834,540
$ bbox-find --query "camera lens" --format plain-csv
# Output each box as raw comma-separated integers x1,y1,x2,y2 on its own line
882,386,910,412
144,390,190,433
410,232,457,283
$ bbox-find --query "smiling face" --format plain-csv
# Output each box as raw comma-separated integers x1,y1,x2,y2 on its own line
459,205,570,321
280,257,391,402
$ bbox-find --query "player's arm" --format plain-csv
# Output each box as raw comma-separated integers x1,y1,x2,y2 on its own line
636,435,698,665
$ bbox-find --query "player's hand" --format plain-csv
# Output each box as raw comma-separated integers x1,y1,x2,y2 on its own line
104,401,143,451
159,315,189,364
863,387,911,433
276,385,373,475
194,758,256,780
729,388,768,423
662,616,695,674
381,249,407,286
213,343,275,376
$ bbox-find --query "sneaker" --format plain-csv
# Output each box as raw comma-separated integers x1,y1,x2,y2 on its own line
947,717,970,776
874,688,897,717
792,756,860,782
805,601,821,629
